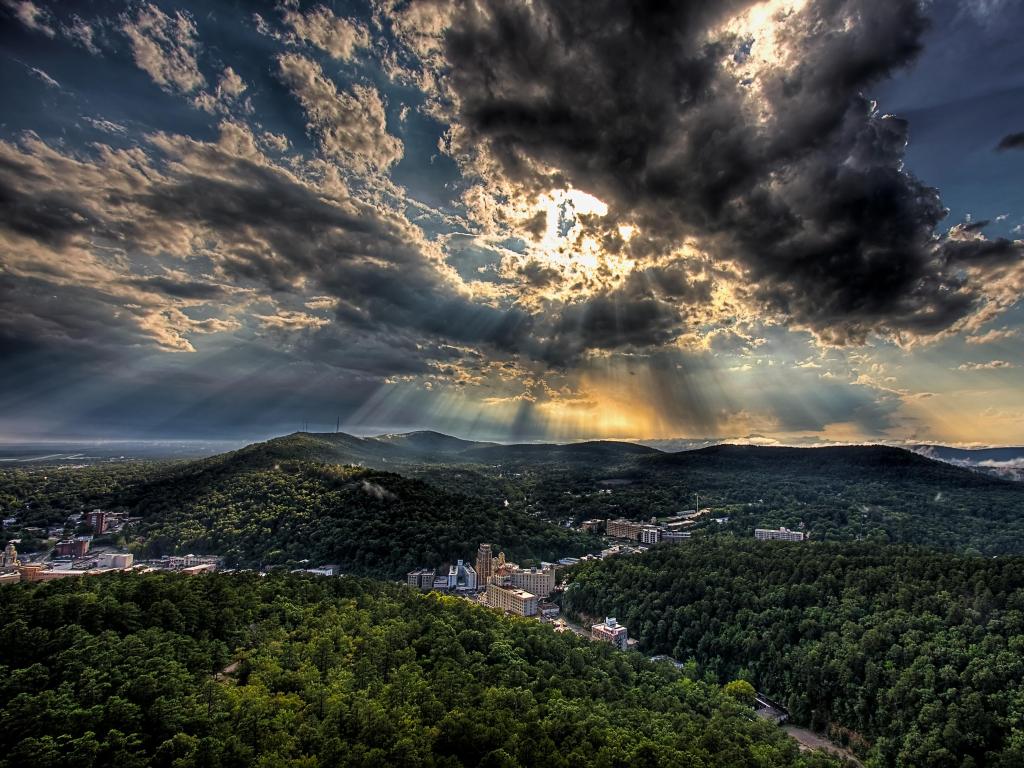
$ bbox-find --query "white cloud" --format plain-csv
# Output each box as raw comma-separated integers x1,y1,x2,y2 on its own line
63,14,100,54
256,310,331,330
956,360,1016,371
277,53,403,172
3,0,54,37
965,327,1020,345
282,4,369,60
28,66,60,89
121,3,205,95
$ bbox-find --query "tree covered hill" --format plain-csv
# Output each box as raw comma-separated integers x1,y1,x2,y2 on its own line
0,572,844,768
629,445,1024,554
4,433,1024,561
561,540,1024,767
117,456,591,575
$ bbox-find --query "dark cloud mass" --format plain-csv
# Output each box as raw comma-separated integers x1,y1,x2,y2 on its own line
996,131,1024,151
445,0,1023,344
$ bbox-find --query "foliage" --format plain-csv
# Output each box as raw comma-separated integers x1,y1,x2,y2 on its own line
0,572,843,768
561,540,1024,767
120,460,593,576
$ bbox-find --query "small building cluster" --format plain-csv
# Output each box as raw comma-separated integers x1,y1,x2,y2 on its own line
605,517,693,545
406,543,560,618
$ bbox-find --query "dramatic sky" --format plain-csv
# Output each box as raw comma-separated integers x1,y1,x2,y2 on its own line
1,0,1023,444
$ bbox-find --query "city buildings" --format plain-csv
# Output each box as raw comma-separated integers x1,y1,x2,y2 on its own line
406,567,436,590
475,543,493,586
754,527,806,542
579,519,605,533
447,559,477,590
591,617,629,650
485,581,538,616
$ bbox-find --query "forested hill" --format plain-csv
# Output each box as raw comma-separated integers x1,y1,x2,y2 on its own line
0,572,843,768
561,540,1024,767
116,456,590,575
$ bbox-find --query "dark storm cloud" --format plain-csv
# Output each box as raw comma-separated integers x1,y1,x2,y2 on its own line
995,132,1024,151
445,0,1024,345
537,263,713,364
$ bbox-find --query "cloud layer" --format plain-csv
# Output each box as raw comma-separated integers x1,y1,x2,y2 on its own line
0,0,1021,440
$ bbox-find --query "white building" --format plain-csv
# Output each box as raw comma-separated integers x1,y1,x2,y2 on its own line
640,527,661,545
754,527,805,542
447,559,477,590
97,552,133,569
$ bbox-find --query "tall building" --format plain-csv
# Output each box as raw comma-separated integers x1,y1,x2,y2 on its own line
406,567,436,590
447,559,477,590
87,509,109,534
485,582,538,616
591,617,629,651
475,543,493,586
1,541,18,568
754,527,805,542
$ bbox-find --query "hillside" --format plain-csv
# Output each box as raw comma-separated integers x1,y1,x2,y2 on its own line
4,433,1024,561
562,540,1024,767
0,572,843,768
628,445,1024,554
112,454,591,575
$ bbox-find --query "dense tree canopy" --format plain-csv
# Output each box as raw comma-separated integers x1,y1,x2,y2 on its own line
561,540,1024,767
0,572,843,768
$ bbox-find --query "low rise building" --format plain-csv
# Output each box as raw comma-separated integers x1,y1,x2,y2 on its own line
486,582,538,616
55,538,89,558
661,530,691,542
97,552,133,569
754,527,805,542
606,518,645,541
180,563,217,575
305,564,340,577
591,617,629,651
579,519,605,533
0,570,20,585
538,601,560,619
407,567,436,590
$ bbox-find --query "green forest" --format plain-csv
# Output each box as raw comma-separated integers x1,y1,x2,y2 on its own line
0,572,844,768
4,436,1024,568
121,461,593,575
561,540,1024,767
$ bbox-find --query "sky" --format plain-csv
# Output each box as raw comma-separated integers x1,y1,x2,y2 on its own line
0,0,1023,445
